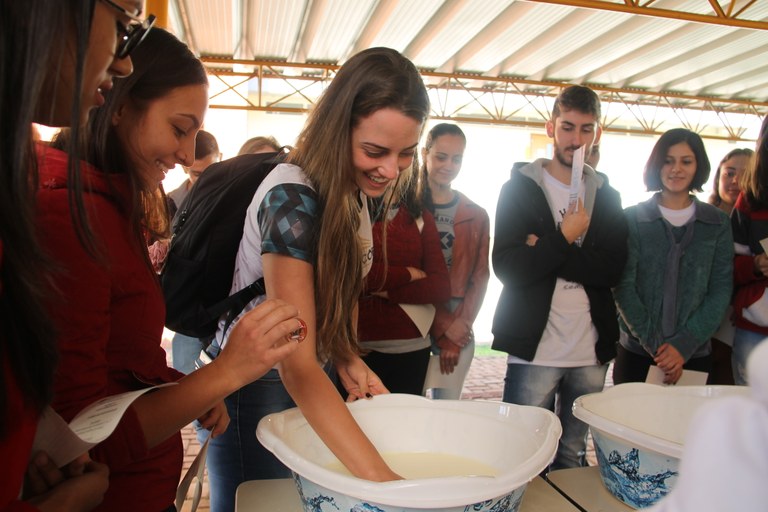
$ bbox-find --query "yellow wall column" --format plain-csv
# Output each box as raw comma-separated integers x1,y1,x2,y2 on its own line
144,0,169,29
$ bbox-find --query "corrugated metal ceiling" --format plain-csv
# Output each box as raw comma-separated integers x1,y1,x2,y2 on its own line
164,0,768,139
169,0,768,102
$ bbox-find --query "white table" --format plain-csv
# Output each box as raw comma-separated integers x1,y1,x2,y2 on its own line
235,475,580,511
547,466,635,512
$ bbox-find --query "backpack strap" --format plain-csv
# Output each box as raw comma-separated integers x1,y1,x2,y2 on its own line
203,277,266,359
221,278,266,336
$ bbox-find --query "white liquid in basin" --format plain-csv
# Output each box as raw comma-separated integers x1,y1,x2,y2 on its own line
326,452,499,479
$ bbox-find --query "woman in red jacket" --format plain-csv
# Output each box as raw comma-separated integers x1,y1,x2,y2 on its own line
421,123,490,399
358,169,451,395
37,28,302,512
731,117,768,385
1,0,151,509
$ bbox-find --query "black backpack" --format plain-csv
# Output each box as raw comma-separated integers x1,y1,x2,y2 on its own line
161,151,287,338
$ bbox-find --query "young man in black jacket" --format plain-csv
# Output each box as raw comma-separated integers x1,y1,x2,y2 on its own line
491,85,628,470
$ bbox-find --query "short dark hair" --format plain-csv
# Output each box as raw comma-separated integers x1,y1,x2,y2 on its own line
643,128,710,192
552,85,601,121
194,129,219,160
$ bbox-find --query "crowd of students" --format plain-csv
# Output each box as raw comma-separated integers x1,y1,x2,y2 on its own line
1,3,765,512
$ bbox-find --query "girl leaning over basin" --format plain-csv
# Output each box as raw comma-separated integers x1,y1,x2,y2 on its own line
201,47,431,511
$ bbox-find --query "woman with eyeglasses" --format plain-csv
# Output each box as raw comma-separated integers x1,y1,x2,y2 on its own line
0,0,151,509
37,28,302,512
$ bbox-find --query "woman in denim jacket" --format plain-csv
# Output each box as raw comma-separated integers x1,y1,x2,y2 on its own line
614,128,733,385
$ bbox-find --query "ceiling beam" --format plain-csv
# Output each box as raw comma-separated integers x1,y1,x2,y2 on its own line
289,0,328,63
203,58,768,141
342,0,400,62
169,0,197,55
620,29,752,87
232,0,249,59
488,8,594,77
519,0,768,30
738,80,768,101
402,0,468,62
663,41,768,91
526,10,656,81
201,56,768,112
575,22,699,84
435,1,537,73
698,61,768,96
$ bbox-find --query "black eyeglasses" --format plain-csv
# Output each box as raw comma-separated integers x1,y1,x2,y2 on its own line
99,0,156,59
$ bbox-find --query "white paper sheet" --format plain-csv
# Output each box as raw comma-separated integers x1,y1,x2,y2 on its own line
645,366,708,386
569,145,586,211
175,426,213,512
398,303,436,338
32,383,175,467
759,236,768,254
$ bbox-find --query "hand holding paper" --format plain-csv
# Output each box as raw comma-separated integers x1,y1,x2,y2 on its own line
646,366,708,386
564,145,588,246
561,198,590,244
32,384,174,468
569,145,586,210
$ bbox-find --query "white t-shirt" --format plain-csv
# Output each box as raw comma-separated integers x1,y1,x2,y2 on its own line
358,191,373,278
218,163,314,348
217,164,373,349
508,171,598,367
658,201,695,227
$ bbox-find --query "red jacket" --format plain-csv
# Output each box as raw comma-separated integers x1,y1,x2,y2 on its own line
1,355,39,512
430,192,491,345
359,207,450,342
36,145,184,512
731,194,768,335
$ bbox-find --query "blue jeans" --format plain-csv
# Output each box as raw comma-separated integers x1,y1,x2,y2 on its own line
732,327,768,385
503,363,608,471
205,369,295,512
171,332,204,375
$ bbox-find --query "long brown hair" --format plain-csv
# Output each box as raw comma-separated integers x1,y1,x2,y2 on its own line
67,28,207,270
741,116,768,209
708,148,753,207
420,123,466,214
0,0,95,433
290,47,430,363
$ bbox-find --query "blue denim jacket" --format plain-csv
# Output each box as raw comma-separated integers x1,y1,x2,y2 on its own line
614,195,733,360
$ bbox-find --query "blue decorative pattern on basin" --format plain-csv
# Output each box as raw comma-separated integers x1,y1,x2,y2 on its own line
591,429,679,509
293,473,527,512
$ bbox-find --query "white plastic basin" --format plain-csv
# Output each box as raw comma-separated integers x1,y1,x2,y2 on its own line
573,383,749,509
256,393,562,511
